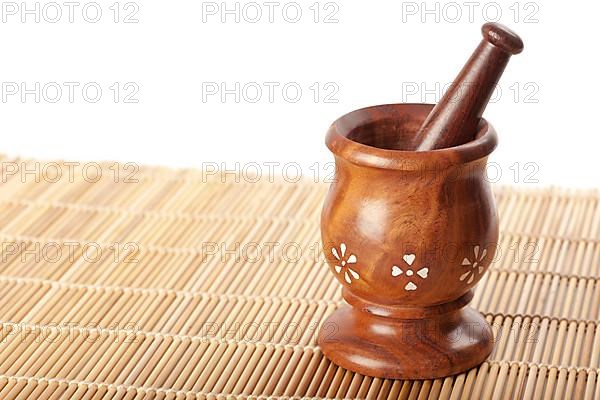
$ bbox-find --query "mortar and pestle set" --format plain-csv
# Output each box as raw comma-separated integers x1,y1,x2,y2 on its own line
318,23,524,379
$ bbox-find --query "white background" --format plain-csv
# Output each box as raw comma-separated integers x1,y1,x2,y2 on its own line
0,0,598,187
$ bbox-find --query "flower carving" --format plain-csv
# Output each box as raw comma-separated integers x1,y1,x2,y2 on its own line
331,243,359,284
392,253,429,291
459,245,487,284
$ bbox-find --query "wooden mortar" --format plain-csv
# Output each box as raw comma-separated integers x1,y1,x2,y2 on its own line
317,23,523,379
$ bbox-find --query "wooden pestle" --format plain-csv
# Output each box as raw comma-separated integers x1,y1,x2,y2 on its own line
413,23,524,151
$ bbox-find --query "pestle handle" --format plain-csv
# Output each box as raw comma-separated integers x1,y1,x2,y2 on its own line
414,23,523,151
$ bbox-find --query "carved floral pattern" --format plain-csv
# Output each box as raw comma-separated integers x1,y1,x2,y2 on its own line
459,245,487,284
392,254,429,291
331,243,359,284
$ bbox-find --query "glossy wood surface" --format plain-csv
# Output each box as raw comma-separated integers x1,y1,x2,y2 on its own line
319,305,493,379
413,23,523,151
318,103,499,379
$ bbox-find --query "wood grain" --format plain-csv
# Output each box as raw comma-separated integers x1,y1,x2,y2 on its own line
414,23,524,151
319,103,499,379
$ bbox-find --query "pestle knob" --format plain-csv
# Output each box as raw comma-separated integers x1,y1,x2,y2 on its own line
413,23,524,151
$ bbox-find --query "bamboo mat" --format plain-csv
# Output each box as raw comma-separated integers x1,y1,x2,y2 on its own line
0,155,598,400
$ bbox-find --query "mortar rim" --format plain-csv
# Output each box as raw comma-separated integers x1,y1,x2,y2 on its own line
325,103,498,170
